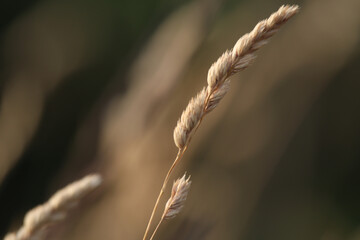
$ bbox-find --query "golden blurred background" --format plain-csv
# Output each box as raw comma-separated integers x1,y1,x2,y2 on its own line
1,0,360,239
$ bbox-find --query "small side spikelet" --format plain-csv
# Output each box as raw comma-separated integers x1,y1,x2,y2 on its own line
163,174,191,220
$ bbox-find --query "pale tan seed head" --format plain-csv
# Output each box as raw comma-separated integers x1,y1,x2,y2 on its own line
174,5,299,150
207,4,299,92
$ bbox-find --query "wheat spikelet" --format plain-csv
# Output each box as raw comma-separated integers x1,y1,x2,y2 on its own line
4,174,102,240
173,88,207,149
173,4,299,149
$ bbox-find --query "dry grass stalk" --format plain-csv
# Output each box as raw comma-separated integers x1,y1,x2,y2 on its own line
149,174,191,240
143,5,299,240
4,174,102,240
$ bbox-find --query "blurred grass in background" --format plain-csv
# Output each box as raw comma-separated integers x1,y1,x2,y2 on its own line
0,0,359,239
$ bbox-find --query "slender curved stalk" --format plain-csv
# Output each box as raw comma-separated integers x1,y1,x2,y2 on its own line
143,117,205,240
149,215,165,240
142,149,185,240
143,107,208,240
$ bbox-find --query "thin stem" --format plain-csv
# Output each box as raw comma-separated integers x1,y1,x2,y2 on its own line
142,149,186,240
143,89,212,240
149,215,165,240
